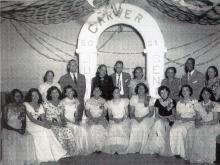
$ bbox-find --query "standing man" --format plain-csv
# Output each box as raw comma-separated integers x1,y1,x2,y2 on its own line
111,61,131,98
181,58,205,99
59,59,86,121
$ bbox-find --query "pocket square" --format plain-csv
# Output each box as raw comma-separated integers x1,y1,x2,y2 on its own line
192,80,198,84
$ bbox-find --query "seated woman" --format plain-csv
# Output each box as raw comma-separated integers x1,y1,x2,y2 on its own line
104,87,130,154
2,89,36,165
128,67,148,98
170,85,197,159
127,83,155,154
24,88,66,163
39,70,61,102
148,86,176,156
61,85,89,155
185,87,220,163
43,86,76,156
85,86,108,153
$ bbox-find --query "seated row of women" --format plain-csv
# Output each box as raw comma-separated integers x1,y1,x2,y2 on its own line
2,83,220,165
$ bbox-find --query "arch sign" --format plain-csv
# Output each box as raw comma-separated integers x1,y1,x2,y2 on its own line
76,3,166,99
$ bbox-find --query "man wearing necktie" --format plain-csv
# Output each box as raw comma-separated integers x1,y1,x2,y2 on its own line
111,61,131,98
59,59,86,121
181,58,205,99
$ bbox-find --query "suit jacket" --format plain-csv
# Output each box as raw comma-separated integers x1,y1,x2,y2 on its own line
181,70,205,99
111,72,131,98
59,73,86,102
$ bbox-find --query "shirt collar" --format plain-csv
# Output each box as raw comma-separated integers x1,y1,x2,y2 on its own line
70,72,77,79
189,69,195,76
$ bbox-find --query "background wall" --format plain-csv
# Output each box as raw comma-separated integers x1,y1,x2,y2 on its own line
1,1,220,92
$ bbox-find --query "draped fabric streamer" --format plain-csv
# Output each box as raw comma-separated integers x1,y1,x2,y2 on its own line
1,0,220,67
0,0,108,24
145,0,220,25
1,0,220,25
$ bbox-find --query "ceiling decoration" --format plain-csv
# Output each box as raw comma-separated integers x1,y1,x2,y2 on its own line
0,0,108,24
145,0,220,25
0,0,220,25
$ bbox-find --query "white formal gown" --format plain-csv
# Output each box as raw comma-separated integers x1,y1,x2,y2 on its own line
185,101,220,163
126,95,155,154
24,102,67,162
170,99,197,158
104,98,130,154
85,97,108,152
61,97,89,155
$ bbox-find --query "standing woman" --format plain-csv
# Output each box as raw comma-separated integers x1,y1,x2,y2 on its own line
205,66,220,101
39,70,61,102
161,67,181,102
61,85,89,155
104,87,130,154
170,85,197,159
127,83,155,154
2,89,36,165
129,67,148,98
43,86,76,156
24,88,67,163
91,64,114,101
85,86,108,153
148,86,176,156
185,87,220,163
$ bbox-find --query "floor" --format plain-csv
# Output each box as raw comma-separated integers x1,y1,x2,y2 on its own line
41,153,211,165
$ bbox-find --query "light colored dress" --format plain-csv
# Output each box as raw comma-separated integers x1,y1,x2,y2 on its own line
85,97,108,152
126,95,155,154
24,102,66,162
170,99,197,158
61,97,89,155
39,82,61,101
185,101,220,163
43,101,76,156
104,98,130,154
129,78,149,95
2,103,37,165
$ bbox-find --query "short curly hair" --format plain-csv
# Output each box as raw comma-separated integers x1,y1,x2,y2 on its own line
46,86,62,101
25,88,43,104
135,82,149,95
158,85,170,97
62,85,78,98
10,88,23,103
179,84,193,98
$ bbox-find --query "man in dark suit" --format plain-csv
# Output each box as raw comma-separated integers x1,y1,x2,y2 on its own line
59,59,86,121
111,61,131,98
181,58,205,99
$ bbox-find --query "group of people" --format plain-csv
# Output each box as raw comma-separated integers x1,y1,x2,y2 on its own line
1,57,220,165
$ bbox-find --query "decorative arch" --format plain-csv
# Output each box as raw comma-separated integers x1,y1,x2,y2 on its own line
76,3,166,99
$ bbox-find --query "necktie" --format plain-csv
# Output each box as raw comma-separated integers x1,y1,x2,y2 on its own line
73,74,77,85
117,74,121,90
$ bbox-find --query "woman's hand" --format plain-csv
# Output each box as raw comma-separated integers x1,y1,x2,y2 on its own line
113,116,124,123
44,123,51,129
17,128,25,135
168,115,175,121
195,119,203,128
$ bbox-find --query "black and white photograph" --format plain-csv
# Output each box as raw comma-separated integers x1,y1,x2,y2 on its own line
0,0,220,164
